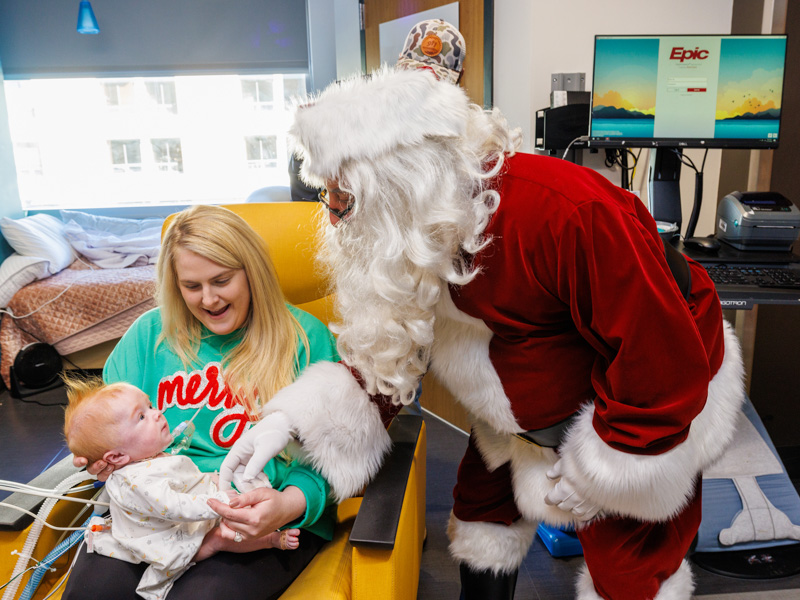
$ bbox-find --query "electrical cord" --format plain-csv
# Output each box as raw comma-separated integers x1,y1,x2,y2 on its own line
671,148,709,240
603,148,641,191
561,135,590,160
0,255,97,320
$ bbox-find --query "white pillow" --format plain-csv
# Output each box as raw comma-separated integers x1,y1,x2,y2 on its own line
0,253,51,307
0,214,75,274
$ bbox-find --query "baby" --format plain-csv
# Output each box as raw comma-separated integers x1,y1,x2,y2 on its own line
63,375,298,600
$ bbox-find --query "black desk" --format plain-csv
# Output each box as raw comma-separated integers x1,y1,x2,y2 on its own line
675,240,800,309
675,240,800,578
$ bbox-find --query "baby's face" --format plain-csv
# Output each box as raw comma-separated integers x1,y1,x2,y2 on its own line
111,385,173,462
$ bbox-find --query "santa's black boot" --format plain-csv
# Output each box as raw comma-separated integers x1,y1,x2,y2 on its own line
458,564,518,600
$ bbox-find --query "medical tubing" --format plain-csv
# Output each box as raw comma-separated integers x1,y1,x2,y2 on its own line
19,516,91,600
2,471,90,600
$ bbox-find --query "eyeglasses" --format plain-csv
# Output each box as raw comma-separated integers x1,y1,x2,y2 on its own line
317,188,355,220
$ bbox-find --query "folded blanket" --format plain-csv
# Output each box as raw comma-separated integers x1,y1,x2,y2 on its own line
61,211,164,269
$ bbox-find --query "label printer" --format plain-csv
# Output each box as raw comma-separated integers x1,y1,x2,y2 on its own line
716,191,800,251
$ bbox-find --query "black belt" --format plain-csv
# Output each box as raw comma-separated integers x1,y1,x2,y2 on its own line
513,414,577,448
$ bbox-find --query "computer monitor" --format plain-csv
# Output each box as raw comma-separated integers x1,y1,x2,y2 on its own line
588,34,788,240
588,34,788,149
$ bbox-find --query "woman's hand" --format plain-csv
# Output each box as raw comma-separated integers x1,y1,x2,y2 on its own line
207,485,306,541
72,455,116,481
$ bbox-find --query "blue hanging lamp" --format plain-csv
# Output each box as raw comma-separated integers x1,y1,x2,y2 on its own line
77,1,100,34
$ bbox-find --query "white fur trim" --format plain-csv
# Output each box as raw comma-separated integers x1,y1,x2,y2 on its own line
559,320,745,521
261,361,392,502
447,511,537,574
430,293,521,434
576,559,694,600
471,422,578,527
290,67,471,181
575,564,603,600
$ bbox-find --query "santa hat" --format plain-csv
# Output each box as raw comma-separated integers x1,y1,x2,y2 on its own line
289,67,472,181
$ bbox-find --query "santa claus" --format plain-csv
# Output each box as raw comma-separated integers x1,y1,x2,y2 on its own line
222,67,745,600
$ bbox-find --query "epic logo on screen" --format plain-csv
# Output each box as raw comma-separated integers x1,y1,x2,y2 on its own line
669,47,710,62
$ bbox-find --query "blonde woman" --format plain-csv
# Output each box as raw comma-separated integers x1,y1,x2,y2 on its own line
66,205,389,600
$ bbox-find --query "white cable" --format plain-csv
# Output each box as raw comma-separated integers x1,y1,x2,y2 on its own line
41,539,85,600
0,503,90,532
2,470,88,600
0,487,109,507
0,480,96,495
561,135,590,160
0,255,97,319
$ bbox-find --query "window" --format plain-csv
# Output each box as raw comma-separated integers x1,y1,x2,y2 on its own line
152,138,183,173
14,142,43,176
283,76,306,108
145,81,178,114
104,81,136,108
4,73,305,209
245,136,278,169
242,78,275,111
109,140,142,173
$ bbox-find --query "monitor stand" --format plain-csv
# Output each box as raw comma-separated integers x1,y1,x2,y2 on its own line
647,148,683,229
647,148,709,248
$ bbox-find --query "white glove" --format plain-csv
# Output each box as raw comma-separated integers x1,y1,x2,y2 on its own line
544,459,602,522
219,411,291,491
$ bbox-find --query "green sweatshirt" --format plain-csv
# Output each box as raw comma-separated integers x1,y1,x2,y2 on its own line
103,305,340,540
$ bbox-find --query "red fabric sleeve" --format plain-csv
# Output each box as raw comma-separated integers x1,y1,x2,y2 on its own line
342,363,402,429
556,198,712,455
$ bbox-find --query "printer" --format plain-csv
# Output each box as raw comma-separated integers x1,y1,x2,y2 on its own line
716,191,800,251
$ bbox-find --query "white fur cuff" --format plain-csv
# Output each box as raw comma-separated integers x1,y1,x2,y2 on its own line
447,512,537,574
559,321,745,521
261,361,392,502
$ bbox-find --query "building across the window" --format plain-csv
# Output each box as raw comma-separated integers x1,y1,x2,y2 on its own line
4,73,306,209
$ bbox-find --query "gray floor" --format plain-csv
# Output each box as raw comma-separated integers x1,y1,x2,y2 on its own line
418,410,800,600
2,385,800,599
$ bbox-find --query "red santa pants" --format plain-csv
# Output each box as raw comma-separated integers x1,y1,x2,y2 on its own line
453,436,702,600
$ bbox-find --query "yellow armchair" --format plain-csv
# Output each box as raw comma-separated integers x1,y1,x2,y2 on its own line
0,202,426,600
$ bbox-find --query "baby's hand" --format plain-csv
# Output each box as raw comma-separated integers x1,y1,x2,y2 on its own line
231,464,272,493
225,489,239,501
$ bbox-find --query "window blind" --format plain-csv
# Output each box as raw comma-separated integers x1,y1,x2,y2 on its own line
0,0,309,79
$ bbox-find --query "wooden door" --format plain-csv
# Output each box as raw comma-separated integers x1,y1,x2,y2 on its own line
362,2,489,431
362,0,493,108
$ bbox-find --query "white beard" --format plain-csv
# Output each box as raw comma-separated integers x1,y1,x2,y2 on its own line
322,216,445,405
314,137,508,405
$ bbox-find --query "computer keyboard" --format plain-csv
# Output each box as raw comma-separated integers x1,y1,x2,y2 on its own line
704,265,800,289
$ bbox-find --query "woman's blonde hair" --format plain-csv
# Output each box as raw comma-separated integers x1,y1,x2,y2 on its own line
63,373,131,464
157,205,308,417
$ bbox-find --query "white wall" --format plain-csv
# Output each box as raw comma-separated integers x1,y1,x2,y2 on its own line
494,0,735,237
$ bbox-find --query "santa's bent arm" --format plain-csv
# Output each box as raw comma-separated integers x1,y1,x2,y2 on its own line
220,361,394,502
551,200,744,522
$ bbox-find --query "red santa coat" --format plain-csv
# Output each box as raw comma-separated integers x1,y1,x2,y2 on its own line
431,153,744,599
451,152,724,452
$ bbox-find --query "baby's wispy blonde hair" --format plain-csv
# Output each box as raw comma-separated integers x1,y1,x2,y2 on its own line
62,373,134,464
